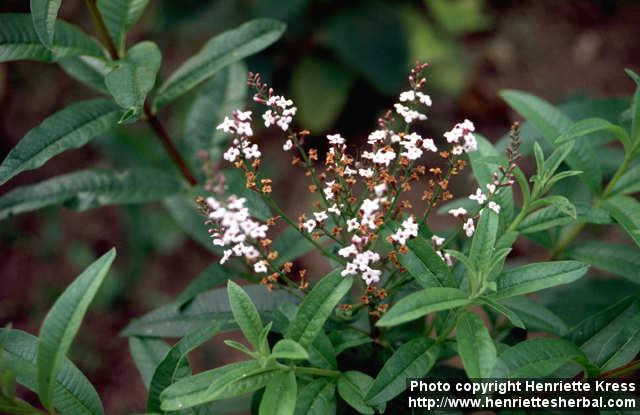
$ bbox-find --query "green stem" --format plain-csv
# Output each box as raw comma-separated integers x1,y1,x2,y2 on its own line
83,0,198,185
292,366,341,378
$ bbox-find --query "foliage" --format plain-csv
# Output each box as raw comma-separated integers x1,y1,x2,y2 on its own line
1,1,640,414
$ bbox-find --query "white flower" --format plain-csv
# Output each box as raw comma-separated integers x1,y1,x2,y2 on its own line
394,103,427,123
451,145,464,155
242,143,261,159
236,110,252,121
324,181,335,200
327,134,345,145
401,146,423,160
463,218,475,237
254,260,268,274
263,110,276,127
313,211,328,222
359,168,374,178
347,218,360,232
461,119,475,131
374,183,386,197
283,139,293,151
431,235,445,246
328,204,341,215
486,183,496,194
344,166,357,176
367,130,386,144
469,188,487,204
220,249,232,264
341,262,358,277
399,90,415,102
416,91,432,106
437,250,453,267
422,138,437,152
372,148,396,166
303,219,317,233
338,244,358,258
448,207,467,218
487,201,501,214
362,267,382,285
217,117,235,133
223,147,240,162
390,216,418,245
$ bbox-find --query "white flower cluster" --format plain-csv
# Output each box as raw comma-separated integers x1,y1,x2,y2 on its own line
338,235,382,285
444,119,477,155
468,184,501,214
390,216,419,245
206,196,269,273
447,181,503,239
262,95,297,131
394,89,432,123
398,132,438,161
218,111,261,162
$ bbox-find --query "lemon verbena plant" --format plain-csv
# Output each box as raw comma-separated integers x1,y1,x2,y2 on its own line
1,2,640,414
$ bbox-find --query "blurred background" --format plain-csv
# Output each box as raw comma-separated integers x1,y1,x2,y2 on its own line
1,0,640,412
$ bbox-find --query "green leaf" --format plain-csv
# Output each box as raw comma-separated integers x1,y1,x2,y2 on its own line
365,337,439,406
286,271,353,348
625,68,640,142
122,285,294,338
492,338,591,378
30,0,62,48
308,332,337,370
0,329,104,415
567,296,640,371
491,261,588,299
58,56,111,93
154,19,285,108
271,339,309,361
456,311,496,378
602,195,640,248
0,168,186,220
128,337,170,389
500,90,601,191
105,41,161,117
290,57,353,132
329,329,372,355
183,62,247,172
227,280,264,348
377,287,470,327
337,371,375,415
499,296,568,335
294,378,336,415
97,0,150,55
0,99,120,185
173,263,234,310
469,208,499,275
517,205,576,234
568,241,640,284
400,234,453,288
160,360,265,411
478,296,526,329
610,163,640,196
556,117,631,151
0,14,103,62
37,248,116,411
147,323,220,412
259,370,297,415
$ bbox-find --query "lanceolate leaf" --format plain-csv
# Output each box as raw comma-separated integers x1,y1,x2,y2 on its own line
294,378,336,415
37,249,116,411
365,337,439,406
227,280,263,347
128,337,171,389
0,329,104,415
59,56,111,93
456,312,496,379
567,296,640,371
0,168,186,220
286,271,353,348
30,0,62,48
122,285,294,338
259,370,297,415
491,261,588,299
271,339,309,360
97,0,150,54
154,19,286,108
0,14,103,62
499,296,568,335
337,371,375,415
159,360,263,411
568,241,640,284
610,163,640,196
601,195,640,248
469,209,499,275
105,41,161,118
400,234,453,288
517,205,575,234
147,323,221,412
492,338,591,378
376,287,470,327
0,99,121,185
